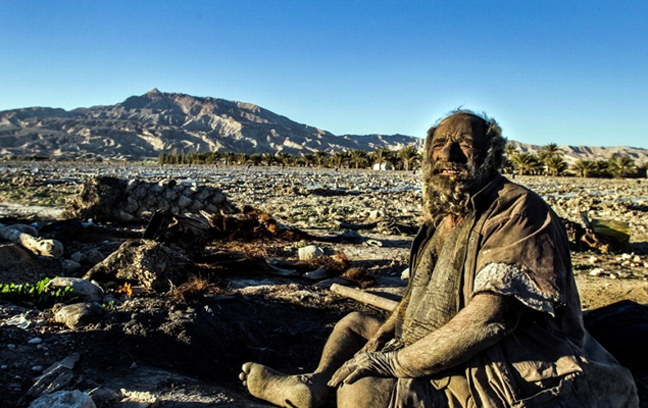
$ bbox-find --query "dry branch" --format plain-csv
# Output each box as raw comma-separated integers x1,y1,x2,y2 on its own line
330,283,399,311
0,223,63,257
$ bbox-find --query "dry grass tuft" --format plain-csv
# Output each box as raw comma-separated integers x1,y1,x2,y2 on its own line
172,275,220,302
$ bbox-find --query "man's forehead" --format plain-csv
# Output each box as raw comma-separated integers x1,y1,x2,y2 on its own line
435,114,486,138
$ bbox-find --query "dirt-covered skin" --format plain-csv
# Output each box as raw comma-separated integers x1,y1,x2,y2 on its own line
1,162,648,407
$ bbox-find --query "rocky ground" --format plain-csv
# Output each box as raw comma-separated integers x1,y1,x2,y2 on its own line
1,162,648,407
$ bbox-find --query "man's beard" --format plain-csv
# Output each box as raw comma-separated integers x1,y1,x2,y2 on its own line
422,158,491,222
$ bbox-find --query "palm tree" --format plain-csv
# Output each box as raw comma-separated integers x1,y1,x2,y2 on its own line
330,151,348,169
502,144,518,174
544,155,568,177
262,153,276,166
510,152,540,175
397,145,421,171
537,143,563,175
300,153,316,167
249,153,263,166
275,152,292,167
235,153,249,166
206,151,221,165
314,150,329,167
572,160,597,178
607,154,637,179
349,150,369,169
504,143,518,157
222,151,237,166
538,143,561,160
370,148,393,170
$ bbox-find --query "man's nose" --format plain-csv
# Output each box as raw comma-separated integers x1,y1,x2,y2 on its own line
438,142,466,163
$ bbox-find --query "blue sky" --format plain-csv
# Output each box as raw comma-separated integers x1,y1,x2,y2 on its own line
1,1,647,148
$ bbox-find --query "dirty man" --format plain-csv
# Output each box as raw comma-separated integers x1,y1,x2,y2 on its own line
240,110,639,407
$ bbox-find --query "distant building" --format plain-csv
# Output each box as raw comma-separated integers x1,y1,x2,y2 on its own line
372,162,393,171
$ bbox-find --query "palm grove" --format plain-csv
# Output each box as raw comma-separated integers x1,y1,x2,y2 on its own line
159,143,642,179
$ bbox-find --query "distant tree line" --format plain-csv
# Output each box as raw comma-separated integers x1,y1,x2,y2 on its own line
158,146,423,171
159,144,645,179
504,143,644,179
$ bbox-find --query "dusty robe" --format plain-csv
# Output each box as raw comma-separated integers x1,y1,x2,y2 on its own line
390,175,638,407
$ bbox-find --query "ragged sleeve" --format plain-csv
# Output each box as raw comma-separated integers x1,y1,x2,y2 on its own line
472,193,571,317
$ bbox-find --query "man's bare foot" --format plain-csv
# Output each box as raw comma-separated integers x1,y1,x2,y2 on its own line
240,362,329,408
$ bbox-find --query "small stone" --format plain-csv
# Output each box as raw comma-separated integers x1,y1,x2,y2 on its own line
31,365,43,372
86,250,105,266
589,268,604,276
588,256,599,264
298,245,324,261
368,210,383,220
1,365,7,369
62,260,82,274
620,253,632,260
7,344,16,349
28,337,42,344
71,252,88,264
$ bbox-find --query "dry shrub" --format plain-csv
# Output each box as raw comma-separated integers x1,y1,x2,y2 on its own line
172,275,221,302
205,205,307,242
341,267,375,288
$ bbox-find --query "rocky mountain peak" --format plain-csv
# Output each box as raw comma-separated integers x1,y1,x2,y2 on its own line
0,90,646,164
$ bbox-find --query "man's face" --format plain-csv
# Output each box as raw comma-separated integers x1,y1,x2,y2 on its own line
428,114,488,193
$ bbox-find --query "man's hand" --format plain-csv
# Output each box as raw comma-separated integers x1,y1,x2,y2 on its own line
328,352,400,387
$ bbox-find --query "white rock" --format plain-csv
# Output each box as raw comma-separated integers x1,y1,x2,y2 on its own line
28,337,42,344
589,268,605,276
298,245,324,261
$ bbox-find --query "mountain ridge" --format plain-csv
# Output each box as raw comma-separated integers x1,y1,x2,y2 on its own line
1,90,647,165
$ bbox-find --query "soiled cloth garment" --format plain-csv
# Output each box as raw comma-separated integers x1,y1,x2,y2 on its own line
388,175,638,408
397,214,474,346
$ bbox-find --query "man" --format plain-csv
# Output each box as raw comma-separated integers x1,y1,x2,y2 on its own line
240,110,638,407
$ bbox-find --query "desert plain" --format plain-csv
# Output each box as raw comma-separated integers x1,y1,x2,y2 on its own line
1,161,648,407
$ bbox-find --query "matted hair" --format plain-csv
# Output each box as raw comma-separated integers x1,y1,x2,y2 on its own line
424,109,506,174
422,109,507,222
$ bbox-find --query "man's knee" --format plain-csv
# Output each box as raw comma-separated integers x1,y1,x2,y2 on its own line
335,312,383,339
336,376,395,408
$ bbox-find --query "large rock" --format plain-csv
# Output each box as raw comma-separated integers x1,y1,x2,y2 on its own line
28,390,96,408
54,302,105,330
84,240,190,292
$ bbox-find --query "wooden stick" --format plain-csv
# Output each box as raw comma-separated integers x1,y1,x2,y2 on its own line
330,283,399,311
0,223,64,257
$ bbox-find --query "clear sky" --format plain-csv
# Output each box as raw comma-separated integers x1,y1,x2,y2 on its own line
1,1,647,148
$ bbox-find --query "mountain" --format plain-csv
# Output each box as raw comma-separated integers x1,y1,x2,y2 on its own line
0,89,646,165
0,89,422,161
508,141,648,166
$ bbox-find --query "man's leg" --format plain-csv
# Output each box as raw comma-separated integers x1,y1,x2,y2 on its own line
240,312,385,408
336,376,396,408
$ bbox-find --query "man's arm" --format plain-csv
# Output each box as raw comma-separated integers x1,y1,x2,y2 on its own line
329,292,521,385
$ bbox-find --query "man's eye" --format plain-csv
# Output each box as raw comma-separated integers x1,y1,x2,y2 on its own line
461,143,475,150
